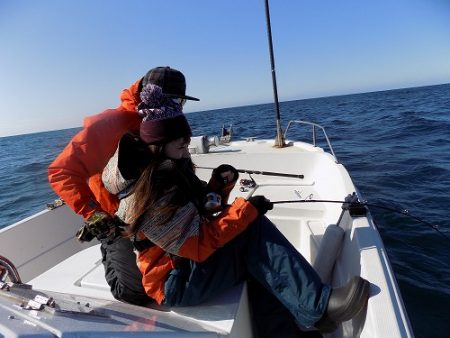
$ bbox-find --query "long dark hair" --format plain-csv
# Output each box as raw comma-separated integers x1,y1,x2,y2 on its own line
126,144,201,236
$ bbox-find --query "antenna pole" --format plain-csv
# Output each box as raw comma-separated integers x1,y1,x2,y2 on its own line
264,0,285,147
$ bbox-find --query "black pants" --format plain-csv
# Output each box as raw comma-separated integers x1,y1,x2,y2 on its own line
100,236,152,305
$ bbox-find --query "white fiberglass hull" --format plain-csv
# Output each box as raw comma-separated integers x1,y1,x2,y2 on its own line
0,138,413,337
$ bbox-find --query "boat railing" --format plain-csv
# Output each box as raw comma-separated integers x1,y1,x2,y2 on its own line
0,255,22,284
284,120,339,163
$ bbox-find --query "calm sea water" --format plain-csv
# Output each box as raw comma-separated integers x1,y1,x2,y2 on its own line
1,84,449,337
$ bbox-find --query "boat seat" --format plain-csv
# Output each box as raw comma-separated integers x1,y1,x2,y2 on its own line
29,244,253,336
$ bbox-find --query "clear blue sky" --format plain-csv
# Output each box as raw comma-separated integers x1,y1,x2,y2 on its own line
1,0,449,137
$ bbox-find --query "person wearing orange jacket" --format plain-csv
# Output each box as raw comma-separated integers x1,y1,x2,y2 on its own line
47,67,200,305
101,82,371,337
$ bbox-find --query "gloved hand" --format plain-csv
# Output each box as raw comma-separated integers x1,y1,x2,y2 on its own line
76,211,127,242
248,195,273,215
212,164,239,186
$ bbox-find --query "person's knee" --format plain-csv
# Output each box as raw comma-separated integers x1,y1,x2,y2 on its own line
113,285,151,305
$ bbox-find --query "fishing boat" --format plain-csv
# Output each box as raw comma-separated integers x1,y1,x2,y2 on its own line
0,2,414,336
0,122,414,337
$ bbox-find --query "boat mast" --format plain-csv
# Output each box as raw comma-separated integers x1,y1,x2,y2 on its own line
264,0,286,147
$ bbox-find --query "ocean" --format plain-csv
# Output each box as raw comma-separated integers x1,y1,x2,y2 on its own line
1,83,449,337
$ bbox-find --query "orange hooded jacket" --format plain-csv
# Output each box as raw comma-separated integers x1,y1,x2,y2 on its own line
48,80,143,219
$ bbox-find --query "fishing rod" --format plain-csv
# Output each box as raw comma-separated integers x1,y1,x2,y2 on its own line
198,166,448,241
272,199,450,243
196,166,304,179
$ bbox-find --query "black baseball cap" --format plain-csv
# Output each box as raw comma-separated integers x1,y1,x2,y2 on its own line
142,66,199,101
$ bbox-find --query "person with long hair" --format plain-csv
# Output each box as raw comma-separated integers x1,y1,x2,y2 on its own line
102,83,370,337
49,67,200,305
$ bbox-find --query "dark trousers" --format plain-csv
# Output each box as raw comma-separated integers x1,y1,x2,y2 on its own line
163,216,330,337
101,236,152,305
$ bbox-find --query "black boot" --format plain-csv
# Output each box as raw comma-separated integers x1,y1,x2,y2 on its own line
315,276,370,334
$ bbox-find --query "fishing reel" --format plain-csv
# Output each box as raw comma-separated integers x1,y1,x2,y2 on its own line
342,193,367,217
76,212,126,242
239,175,256,192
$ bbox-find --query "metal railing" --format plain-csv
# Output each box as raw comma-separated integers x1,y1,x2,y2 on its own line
284,120,339,163
0,255,22,284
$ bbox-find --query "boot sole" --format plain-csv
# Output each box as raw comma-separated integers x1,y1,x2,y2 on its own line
329,276,370,323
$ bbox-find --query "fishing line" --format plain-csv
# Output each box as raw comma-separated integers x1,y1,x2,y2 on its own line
272,199,450,243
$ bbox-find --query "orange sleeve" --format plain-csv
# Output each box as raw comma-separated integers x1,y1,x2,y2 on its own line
136,198,259,304
48,109,141,219
178,198,259,262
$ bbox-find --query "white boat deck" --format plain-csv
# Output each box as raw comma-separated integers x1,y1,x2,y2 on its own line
24,140,333,335
27,163,330,336
28,244,251,336
0,139,414,337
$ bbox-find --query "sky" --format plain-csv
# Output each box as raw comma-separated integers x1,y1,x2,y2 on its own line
1,0,450,137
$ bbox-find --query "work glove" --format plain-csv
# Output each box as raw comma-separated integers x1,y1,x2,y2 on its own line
76,211,127,242
248,195,273,215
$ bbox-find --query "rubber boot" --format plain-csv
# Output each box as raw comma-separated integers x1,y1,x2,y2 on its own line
315,276,370,334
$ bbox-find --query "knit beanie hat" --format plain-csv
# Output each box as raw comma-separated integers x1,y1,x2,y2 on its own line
138,84,192,145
